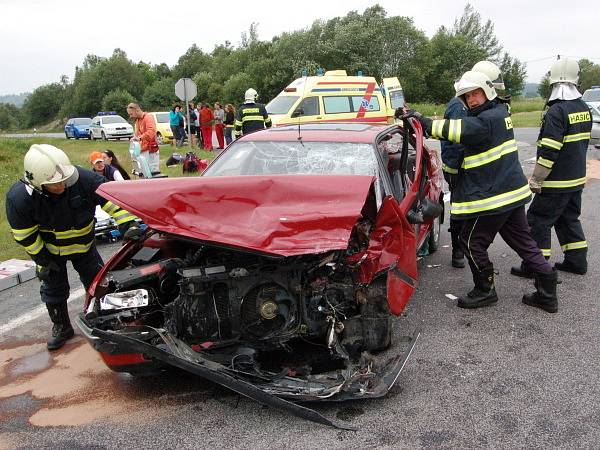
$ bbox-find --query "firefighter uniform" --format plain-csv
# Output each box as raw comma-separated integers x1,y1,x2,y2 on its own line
527,98,591,272
6,156,138,349
409,70,555,311
7,166,137,301
440,97,467,268
234,102,272,138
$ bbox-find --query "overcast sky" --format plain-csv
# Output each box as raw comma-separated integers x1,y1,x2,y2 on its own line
1,0,597,95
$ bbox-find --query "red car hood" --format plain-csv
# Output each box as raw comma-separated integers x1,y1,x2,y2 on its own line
97,175,375,256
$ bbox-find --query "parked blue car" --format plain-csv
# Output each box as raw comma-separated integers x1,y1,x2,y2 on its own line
65,117,92,139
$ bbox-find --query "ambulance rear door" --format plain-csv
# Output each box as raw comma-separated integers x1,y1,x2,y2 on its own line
382,77,405,122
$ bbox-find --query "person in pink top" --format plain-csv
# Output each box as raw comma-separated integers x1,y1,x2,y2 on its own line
127,103,159,172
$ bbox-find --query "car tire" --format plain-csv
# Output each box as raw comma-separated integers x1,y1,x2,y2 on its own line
156,132,163,145
427,213,441,254
102,132,108,141
90,133,96,141
65,132,70,139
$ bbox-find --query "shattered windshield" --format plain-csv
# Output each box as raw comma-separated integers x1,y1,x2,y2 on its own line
203,141,378,177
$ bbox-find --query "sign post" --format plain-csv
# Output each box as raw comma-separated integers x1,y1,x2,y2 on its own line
175,78,198,150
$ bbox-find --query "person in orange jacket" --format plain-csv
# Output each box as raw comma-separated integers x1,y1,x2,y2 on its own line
199,103,214,151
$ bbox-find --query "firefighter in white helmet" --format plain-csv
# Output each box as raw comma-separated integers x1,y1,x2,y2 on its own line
439,61,508,269
399,70,557,312
5,144,139,350
234,88,272,138
511,57,591,288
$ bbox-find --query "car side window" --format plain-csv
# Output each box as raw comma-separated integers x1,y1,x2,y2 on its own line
293,97,320,116
377,132,404,200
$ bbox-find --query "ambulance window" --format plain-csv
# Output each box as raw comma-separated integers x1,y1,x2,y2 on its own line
324,96,352,114
351,96,380,111
389,90,405,109
266,96,300,115
293,97,320,116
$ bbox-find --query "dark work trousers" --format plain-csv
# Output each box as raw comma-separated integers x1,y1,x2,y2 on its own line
449,217,463,253
527,190,587,268
40,246,104,305
459,205,553,275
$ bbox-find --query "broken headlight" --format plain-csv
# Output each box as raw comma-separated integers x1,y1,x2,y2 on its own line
100,289,149,311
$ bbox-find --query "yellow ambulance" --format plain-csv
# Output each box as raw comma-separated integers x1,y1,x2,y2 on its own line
265,70,405,126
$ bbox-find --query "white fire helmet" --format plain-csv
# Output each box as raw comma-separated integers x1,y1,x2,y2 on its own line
454,71,497,104
472,60,505,90
244,88,258,103
549,58,580,85
23,144,78,189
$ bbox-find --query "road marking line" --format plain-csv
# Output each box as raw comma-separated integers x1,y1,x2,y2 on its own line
0,287,85,336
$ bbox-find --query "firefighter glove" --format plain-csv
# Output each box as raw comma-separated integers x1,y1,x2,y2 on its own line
123,224,144,242
36,260,60,282
529,163,552,194
443,171,458,191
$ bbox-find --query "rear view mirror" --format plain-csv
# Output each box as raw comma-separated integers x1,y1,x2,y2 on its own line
291,108,304,118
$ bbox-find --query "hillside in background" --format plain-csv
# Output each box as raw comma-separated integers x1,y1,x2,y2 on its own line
0,93,30,107
523,83,540,98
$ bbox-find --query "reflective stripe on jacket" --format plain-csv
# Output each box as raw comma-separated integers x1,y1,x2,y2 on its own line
440,97,467,174
6,167,137,258
536,98,591,193
427,99,530,220
234,102,272,137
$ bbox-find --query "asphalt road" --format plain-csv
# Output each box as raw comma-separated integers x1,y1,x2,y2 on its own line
1,129,599,449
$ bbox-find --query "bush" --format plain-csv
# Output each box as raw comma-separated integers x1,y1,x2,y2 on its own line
101,89,136,119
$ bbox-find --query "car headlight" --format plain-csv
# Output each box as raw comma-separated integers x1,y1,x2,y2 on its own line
100,289,149,310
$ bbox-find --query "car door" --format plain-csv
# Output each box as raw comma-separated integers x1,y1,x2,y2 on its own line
362,121,425,315
65,119,73,137
90,117,100,138
382,77,405,123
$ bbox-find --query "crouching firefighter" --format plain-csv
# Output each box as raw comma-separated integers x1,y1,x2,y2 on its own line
401,71,559,313
511,57,591,279
6,144,141,350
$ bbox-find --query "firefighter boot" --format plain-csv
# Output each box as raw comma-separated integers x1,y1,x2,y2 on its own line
554,260,587,275
458,265,498,309
510,261,534,279
522,270,558,313
46,302,74,350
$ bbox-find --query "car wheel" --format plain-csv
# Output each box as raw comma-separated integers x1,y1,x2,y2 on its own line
90,132,96,141
156,132,163,145
102,131,108,141
427,213,441,253
65,132,70,139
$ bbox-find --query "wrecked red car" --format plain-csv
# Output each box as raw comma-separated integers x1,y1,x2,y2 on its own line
76,120,443,429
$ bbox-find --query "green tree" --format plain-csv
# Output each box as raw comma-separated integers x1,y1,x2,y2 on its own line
171,44,212,80
21,79,68,127
452,3,502,60
64,49,146,118
101,89,136,119
222,72,252,105
499,52,526,97
427,28,487,103
538,74,551,99
143,78,177,111
192,72,213,103
578,58,600,92
0,103,22,130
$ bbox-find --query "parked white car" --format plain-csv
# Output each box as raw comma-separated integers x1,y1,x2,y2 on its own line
89,113,134,141
590,104,600,149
